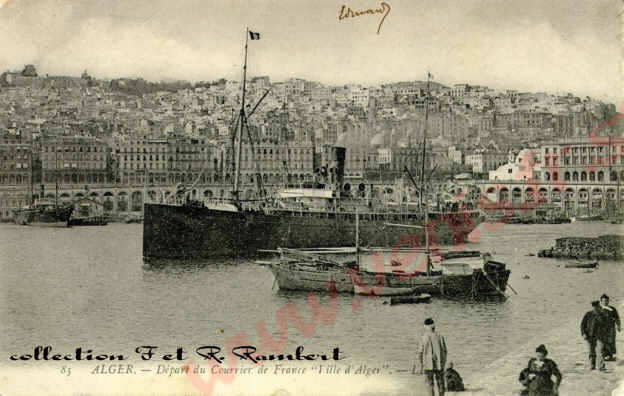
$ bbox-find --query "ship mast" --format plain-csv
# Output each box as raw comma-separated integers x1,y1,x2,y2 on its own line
29,135,34,205
420,73,431,275
55,145,59,207
232,28,250,201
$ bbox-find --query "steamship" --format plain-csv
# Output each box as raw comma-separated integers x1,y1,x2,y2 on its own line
142,30,482,260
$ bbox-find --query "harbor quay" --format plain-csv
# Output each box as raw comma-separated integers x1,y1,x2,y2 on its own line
0,179,410,220
467,180,623,211
459,301,624,396
2,178,623,221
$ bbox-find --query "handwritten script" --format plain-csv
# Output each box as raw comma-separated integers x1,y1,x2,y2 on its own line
338,2,391,35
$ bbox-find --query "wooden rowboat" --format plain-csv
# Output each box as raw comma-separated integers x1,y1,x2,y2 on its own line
390,293,432,305
564,261,598,269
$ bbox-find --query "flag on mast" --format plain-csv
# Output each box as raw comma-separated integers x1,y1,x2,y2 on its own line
249,31,261,40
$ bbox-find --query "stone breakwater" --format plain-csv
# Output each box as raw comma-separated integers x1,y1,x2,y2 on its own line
460,301,624,396
538,235,624,260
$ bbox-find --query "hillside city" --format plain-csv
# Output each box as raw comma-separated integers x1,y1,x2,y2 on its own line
1,64,622,218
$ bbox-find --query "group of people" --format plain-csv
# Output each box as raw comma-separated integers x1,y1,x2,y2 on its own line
417,317,464,396
416,296,620,395
580,294,621,370
417,317,564,396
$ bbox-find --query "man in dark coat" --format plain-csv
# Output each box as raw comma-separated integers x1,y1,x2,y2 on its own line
600,294,621,361
581,301,603,369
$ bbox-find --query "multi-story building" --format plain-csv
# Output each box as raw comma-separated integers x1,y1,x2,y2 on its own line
448,146,464,165
349,86,369,108
377,147,424,173
115,137,220,186
541,137,624,183
465,150,508,175
0,143,32,186
344,146,378,179
40,136,108,185
489,137,624,184
224,142,315,187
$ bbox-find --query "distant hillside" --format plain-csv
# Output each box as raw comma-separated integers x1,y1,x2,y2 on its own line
109,78,192,95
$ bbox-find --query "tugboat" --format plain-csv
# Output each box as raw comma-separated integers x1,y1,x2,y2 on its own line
13,199,73,227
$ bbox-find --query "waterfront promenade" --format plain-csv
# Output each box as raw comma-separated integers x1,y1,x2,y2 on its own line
461,300,624,396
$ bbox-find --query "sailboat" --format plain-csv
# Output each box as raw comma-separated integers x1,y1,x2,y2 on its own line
142,32,483,260
13,142,73,227
262,75,511,299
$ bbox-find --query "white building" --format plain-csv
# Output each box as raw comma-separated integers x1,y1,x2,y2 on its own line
488,149,541,181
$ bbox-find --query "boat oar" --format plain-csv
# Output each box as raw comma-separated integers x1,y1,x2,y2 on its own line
507,283,519,295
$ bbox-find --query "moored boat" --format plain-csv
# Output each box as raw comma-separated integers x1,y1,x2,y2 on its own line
142,34,482,261
571,214,603,222
13,200,73,227
68,216,108,226
438,251,511,298
564,261,598,269
262,247,511,300
390,293,432,305
263,248,357,293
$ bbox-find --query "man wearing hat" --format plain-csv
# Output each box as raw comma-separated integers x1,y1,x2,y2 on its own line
600,294,621,361
581,301,605,370
419,318,447,396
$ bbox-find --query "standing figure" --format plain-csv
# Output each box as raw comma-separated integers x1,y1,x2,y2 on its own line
419,318,447,396
600,294,621,361
580,301,602,370
523,345,562,396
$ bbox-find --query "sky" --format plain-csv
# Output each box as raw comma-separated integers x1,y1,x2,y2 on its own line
0,0,621,105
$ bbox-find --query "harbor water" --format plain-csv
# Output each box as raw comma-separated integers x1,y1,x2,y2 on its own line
1,221,623,393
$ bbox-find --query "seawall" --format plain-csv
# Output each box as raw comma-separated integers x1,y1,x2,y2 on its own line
538,235,624,260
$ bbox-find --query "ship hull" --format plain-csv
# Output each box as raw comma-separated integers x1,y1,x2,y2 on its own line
268,264,355,293
143,203,483,259
440,269,511,298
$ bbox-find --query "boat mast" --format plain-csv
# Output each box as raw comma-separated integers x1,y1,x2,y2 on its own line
29,136,34,205
420,73,431,275
232,28,250,201
355,208,360,268
55,145,59,207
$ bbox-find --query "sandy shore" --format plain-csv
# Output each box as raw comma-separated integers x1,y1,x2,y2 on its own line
459,301,624,396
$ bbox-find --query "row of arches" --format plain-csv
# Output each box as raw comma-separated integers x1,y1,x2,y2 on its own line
483,186,618,204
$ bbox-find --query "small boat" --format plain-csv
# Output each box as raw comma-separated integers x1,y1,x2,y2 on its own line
68,215,108,226
263,248,357,294
13,200,73,227
438,251,511,298
564,261,598,269
124,213,144,223
571,215,602,222
390,293,432,305
263,248,510,299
